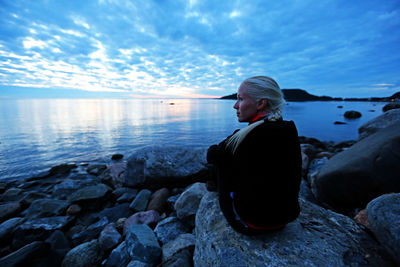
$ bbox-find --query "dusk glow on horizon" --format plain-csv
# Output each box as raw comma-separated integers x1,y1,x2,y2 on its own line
0,0,399,99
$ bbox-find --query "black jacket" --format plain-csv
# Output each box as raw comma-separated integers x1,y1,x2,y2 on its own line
207,118,302,232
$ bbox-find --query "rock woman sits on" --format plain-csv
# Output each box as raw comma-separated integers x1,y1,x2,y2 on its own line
207,76,302,235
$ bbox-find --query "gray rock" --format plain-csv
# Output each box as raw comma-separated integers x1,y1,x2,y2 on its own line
100,162,127,188
0,201,21,223
129,189,152,212
358,108,400,140
312,123,400,212
125,224,161,265
53,178,94,200
344,110,362,119
382,102,400,112
0,241,49,267
112,187,138,199
0,217,24,245
367,193,400,264
94,203,131,223
23,198,69,218
68,184,111,210
105,241,131,267
174,183,207,226
99,223,122,251
62,239,103,267
194,192,392,267
72,216,109,246
126,146,208,189
162,233,195,267
117,192,137,203
154,217,191,245
13,216,74,249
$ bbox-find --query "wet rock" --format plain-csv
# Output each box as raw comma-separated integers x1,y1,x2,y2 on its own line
147,188,170,214
194,192,392,267
48,163,77,177
367,193,400,264
62,239,104,267
382,102,400,112
312,123,400,212
111,154,124,160
87,164,107,176
94,203,131,223
123,210,161,234
21,191,49,206
1,188,23,202
100,162,127,188
53,178,95,200
129,189,152,212
0,241,50,267
161,233,195,267
0,201,21,223
344,110,362,119
99,223,122,252
68,184,111,210
125,224,161,265
358,108,400,140
154,217,191,245
0,217,24,245
126,146,208,189
174,183,207,227
23,198,69,218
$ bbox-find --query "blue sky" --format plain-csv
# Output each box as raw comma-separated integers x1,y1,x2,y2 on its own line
0,0,399,99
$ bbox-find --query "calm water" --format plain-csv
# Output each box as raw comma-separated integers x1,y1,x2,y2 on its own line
0,99,387,181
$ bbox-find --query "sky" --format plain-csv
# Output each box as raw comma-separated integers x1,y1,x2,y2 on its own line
0,0,399,99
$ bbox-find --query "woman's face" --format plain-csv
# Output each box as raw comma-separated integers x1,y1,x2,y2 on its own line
233,83,258,122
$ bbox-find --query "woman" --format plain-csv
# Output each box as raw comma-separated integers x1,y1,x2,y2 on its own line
207,76,302,235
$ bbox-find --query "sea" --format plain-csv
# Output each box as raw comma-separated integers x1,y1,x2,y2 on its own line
0,98,387,181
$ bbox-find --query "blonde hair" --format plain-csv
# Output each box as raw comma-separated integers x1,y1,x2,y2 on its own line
226,76,285,154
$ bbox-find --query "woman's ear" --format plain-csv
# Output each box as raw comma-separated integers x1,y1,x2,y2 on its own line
257,98,268,111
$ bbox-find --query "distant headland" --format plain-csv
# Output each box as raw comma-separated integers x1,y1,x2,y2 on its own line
220,89,400,102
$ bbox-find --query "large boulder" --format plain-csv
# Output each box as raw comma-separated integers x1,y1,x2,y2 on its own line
194,192,393,267
126,146,208,189
311,123,400,212
358,108,400,140
367,193,400,265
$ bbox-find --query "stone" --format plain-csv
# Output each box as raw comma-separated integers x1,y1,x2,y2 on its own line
147,188,170,214
125,224,161,265
312,123,400,212
344,110,362,119
0,201,21,223
367,193,400,264
126,146,208,189
334,121,347,125
117,192,137,203
1,188,23,202
68,183,111,210
66,204,82,215
127,260,152,267
382,102,400,112
113,187,138,199
123,210,161,234
100,162,127,188
358,108,400,140
354,209,370,228
161,233,195,267
194,192,392,267
129,189,152,212
105,241,131,267
72,216,109,246
154,217,191,245
23,198,69,218
53,178,96,200
0,217,24,245
111,154,124,160
174,183,207,226
94,203,131,223
62,239,103,267
45,230,71,266
87,164,107,176
49,163,77,176
13,216,74,249
0,241,50,267
99,223,122,251
21,191,49,206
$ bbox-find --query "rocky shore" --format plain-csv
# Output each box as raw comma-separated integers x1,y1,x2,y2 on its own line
0,108,399,266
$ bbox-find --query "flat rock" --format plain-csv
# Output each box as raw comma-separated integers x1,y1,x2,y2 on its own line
194,192,393,267
126,146,208,189
367,193,400,264
358,108,400,140
23,198,69,218
68,183,111,210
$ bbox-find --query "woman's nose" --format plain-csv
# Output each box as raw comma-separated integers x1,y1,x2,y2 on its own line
233,101,238,109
